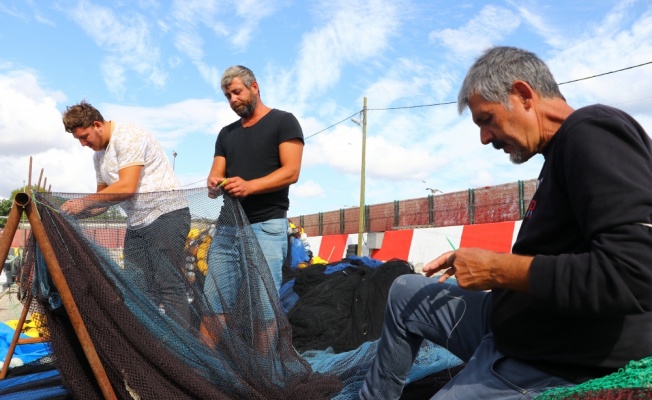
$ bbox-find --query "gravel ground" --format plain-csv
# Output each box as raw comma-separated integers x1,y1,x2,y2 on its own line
0,284,28,324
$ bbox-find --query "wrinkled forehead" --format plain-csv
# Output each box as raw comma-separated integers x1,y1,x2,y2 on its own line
467,94,492,115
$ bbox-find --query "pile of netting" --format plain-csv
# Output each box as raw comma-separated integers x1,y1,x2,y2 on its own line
18,187,461,399
535,357,652,400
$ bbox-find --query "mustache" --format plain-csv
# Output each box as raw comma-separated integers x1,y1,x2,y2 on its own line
491,140,506,150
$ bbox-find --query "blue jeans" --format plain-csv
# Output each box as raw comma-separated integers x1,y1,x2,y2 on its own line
250,218,288,292
359,275,575,399
203,224,243,314
203,218,287,314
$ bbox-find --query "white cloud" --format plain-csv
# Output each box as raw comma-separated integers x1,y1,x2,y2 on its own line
547,3,652,120
168,0,276,70
100,98,230,149
170,0,226,38
363,58,457,113
0,66,233,197
66,0,166,98
230,0,276,48
428,5,521,58
196,62,222,94
0,70,67,156
512,2,564,48
173,30,204,61
291,180,326,198
0,69,95,197
293,0,402,102
0,3,24,19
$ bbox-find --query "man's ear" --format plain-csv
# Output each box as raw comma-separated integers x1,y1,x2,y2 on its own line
512,80,534,109
250,81,259,95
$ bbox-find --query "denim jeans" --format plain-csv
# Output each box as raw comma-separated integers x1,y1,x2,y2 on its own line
250,217,288,292
203,224,243,314
359,274,575,399
203,217,288,314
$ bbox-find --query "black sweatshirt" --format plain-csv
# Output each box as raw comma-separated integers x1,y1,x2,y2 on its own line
492,104,652,383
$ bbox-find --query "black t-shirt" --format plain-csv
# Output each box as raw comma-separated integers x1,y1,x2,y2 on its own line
214,109,304,223
492,104,652,382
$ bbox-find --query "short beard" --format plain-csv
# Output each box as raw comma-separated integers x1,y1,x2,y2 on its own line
509,149,529,164
234,97,257,118
492,140,530,165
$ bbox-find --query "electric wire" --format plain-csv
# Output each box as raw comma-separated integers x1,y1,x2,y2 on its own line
304,60,652,140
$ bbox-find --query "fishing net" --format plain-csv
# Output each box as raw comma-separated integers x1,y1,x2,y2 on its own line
14,187,463,399
23,187,342,399
284,257,415,353
535,357,652,400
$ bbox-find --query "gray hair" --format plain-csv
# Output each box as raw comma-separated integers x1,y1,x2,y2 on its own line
457,46,564,114
221,65,257,91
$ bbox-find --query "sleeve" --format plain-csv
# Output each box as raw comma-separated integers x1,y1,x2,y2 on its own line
214,127,227,158
93,152,106,185
529,111,652,316
278,113,304,144
113,127,147,169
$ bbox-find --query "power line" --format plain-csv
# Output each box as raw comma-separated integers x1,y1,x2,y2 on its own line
304,111,360,140
305,60,652,139
558,61,652,85
368,101,456,111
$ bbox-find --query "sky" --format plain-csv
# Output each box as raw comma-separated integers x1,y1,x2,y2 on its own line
1,0,651,217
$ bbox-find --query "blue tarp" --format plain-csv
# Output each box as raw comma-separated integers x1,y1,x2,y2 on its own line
0,322,51,365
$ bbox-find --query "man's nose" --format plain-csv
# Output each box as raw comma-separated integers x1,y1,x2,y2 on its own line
479,127,492,145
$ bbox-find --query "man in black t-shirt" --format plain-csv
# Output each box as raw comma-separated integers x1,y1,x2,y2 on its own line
206,65,304,293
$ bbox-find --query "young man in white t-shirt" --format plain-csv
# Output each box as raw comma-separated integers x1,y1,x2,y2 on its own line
61,100,191,326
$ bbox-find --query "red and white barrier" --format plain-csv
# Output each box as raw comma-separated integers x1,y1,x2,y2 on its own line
307,220,523,268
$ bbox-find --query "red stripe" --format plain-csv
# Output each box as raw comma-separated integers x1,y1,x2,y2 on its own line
459,221,515,252
371,230,414,261
317,234,349,262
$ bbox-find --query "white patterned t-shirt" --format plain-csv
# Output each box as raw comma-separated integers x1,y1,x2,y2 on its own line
93,122,187,228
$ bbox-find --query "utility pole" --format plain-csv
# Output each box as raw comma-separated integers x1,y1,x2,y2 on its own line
357,97,367,257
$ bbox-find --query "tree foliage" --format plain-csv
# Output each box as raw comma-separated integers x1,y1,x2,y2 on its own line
9,185,47,202
0,198,12,228
1,185,49,228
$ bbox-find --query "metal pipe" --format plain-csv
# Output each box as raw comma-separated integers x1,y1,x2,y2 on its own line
0,292,33,379
24,199,117,399
28,157,32,190
37,168,44,189
0,198,23,278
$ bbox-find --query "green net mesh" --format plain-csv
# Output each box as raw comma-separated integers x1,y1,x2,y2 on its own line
535,357,652,400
